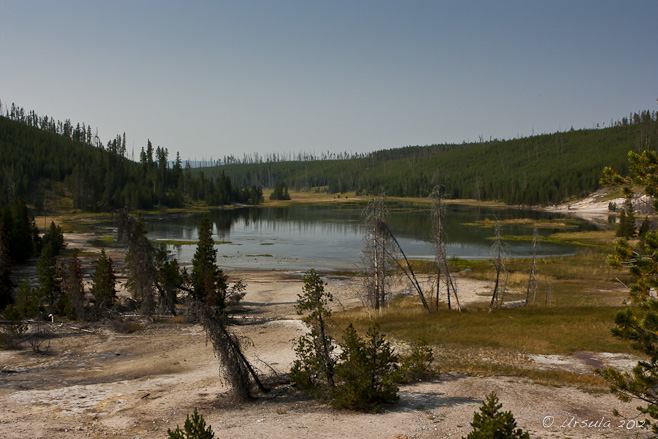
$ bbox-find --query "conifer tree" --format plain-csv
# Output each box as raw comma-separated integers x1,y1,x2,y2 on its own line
331,323,398,412
37,243,61,313
125,216,157,315
600,148,658,434
464,393,529,439
290,269,336,399
0,217,12,310
191,214,227,308
62,249,85,320
91,249,116,310
42,221,65,256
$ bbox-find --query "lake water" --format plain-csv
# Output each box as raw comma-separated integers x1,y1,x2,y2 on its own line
143,203,594,271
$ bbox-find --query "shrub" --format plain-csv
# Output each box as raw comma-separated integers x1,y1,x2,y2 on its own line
463,393,530,439
331,323,398,412
392,336,440,384
0,305,27,349
168,408,214,439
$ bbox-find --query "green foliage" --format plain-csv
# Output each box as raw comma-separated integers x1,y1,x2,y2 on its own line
125,216,157,315
37,243,62,314
14,277,41,318
269,182,290,200
213,115,658,204
167,408,214,439
62,249,85,320
599,147,658,435
463,393,530,439
156,247,183,315
91,249,116,310
0,217,12,310
42,221,65,256
0,110,261,211
615,200,635,238
191,214,228,308
290,269,336,399
1,197,40,263
392,336,439,384
291,273,399,411
0,303,27,349
331,323,399,412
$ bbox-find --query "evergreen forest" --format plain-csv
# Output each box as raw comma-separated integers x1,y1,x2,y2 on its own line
0,102,263,212
207,111,658,205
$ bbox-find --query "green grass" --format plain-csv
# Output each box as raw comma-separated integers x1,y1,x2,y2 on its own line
153,239,233,245
333,305,631,356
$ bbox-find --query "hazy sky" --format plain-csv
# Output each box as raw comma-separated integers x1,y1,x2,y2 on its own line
1,1,656,162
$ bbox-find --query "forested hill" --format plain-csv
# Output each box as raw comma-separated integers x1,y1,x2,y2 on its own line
206,112,658,205
0,112,262,211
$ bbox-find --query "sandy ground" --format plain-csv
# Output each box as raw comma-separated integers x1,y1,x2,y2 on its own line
0,266,650,439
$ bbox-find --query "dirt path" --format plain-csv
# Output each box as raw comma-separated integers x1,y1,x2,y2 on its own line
0,270,649,439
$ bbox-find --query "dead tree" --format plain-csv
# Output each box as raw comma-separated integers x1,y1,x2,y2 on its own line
193,303,267,401
524,227,539,306
545,276,552,306
382,226,430,312
361,195,430,312
430,187,461,311
361,195,394,311
489,221,507,312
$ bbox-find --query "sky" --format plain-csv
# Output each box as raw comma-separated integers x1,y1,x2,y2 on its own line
1,0,657,162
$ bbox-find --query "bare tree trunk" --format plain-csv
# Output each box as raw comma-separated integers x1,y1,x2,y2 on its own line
195,303,267,401
362,195,393,311
373,231,380,311
489,222,506,312
384,230,430,312
525,227,538,306
431,187,460,311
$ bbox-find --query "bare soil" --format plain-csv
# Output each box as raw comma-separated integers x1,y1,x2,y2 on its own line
0,266,650,439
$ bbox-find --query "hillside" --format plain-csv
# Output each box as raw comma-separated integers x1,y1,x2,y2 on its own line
0,113,261,211
206,112,658,205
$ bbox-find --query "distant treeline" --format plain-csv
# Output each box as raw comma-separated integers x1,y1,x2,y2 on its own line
207,110,658,205
0,102,262,211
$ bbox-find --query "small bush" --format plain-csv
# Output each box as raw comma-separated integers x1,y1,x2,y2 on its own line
168,408,214,439
28,325,52,354
463,392,530,439
392,336,440,384
0,305,28,349
331,323,399,412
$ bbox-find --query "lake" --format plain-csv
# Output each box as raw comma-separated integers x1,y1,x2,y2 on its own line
143,203,595,271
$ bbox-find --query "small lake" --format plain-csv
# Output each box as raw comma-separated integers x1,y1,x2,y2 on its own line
143,203,596,271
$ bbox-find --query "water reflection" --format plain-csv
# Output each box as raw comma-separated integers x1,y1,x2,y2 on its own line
144,204,593,271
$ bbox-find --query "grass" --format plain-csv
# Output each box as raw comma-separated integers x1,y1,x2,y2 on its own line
333,305,631,356
463,218,580,229
328,224,636,388
153,239,233,246
329,301,631,390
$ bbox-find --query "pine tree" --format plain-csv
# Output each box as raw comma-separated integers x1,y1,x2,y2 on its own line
600,148,658,434
290,269,336,399
168,408,214,439
125,216,157,315
0,217,13,310
42,221,65,256
62,249,85,320
91,249,116,310
191,214,227,307
331,323,398,412
464,393,529,439
37,243,61,314
156,248,183,315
